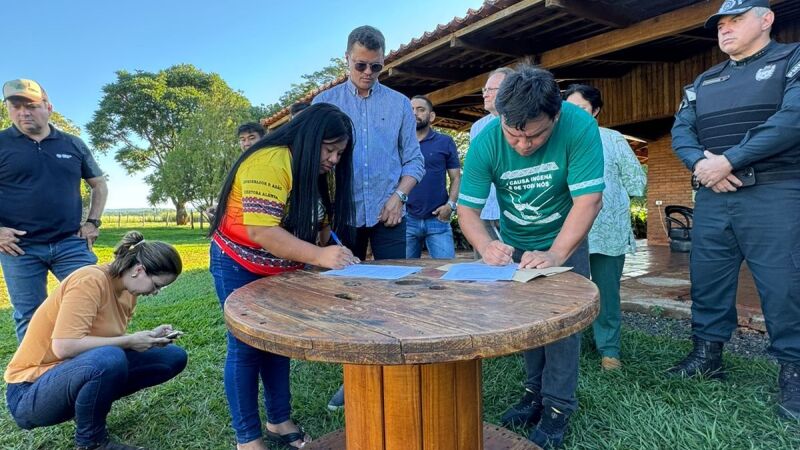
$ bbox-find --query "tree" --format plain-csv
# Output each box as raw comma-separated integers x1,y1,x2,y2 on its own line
261,58,347,116
155,94,254,211
86,64,249,224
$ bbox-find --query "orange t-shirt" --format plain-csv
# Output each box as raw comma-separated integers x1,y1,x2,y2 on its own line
4,265,136,384
212,146,304,275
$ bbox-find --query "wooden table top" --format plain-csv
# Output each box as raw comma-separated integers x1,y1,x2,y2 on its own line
224,259,599,365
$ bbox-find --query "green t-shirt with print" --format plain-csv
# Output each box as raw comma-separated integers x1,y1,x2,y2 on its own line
459,101,605,251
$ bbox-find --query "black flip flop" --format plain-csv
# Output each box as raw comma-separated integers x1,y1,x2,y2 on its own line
264,427,309,449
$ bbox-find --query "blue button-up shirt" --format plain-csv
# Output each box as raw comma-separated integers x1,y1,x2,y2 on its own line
313,79,425,227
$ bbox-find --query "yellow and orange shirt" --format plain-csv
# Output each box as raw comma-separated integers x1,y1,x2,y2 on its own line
212,146,304,275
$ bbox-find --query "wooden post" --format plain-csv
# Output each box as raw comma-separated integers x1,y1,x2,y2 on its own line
118,213,121,228
190,211,195,229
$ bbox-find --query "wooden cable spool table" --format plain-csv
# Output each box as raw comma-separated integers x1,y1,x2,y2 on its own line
224,259,599,450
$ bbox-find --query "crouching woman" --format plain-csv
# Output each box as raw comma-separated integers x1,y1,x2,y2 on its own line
4,231,187,450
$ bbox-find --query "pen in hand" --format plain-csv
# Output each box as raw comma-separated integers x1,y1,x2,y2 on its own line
329,230,360,266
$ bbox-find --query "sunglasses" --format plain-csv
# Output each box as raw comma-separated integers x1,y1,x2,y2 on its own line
353,61,384,74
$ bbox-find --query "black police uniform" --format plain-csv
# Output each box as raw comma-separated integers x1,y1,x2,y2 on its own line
672,40,800,364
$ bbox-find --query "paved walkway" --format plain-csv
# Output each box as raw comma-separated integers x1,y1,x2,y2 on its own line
620,241,764,331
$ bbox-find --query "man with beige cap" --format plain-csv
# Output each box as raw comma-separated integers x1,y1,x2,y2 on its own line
0,79,108,342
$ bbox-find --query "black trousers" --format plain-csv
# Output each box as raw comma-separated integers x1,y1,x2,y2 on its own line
690,180,800,364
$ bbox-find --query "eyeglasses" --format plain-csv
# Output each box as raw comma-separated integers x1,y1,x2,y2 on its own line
482,87,499,95
353,61,384,74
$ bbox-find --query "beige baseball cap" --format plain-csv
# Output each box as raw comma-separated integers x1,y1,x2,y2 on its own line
3,79,48,102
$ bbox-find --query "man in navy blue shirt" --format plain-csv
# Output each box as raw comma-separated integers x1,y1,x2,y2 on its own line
0,79,107,342
406,95,461,259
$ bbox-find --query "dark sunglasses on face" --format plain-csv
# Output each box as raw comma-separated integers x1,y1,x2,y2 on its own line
353,62,384,73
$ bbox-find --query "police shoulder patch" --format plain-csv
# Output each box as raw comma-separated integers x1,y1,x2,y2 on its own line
788,61,800,79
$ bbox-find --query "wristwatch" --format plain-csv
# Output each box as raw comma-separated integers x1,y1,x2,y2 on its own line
447,200,457,211
394,190,408,203
85,218,102,228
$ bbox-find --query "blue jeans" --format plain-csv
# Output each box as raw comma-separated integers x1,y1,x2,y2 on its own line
6,345,187,447
210,242,293,444
405,216,456,259
0,234,97,341
514,241,590,414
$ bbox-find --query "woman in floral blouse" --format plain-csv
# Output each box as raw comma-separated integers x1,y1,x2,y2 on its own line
565,84,647,370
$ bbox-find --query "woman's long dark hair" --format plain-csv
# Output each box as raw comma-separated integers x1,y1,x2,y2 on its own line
209,103,355,245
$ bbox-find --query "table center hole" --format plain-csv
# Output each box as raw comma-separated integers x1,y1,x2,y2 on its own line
394,279,424,286
395,292,416,298
428,285,447,290
335,293,357,300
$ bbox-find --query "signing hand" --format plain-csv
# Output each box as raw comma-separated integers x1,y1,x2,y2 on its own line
0,227,26,256
694,151,733,187
432,204,453,222
317,246,360,269
519,250,564,269
480,240,514,266
378,195,404,227
78,222,100,251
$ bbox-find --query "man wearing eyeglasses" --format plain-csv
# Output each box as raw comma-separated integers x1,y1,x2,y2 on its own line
313,25,424,262
458,66,604,449
470,67,514,257
0,79,107,342
313,24,425,412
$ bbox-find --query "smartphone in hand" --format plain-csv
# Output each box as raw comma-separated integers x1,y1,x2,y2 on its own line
164,330,185,340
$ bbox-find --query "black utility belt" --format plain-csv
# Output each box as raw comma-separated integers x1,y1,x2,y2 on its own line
692,167,800,190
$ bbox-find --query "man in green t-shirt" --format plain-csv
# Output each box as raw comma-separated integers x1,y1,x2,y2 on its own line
458,65,604,449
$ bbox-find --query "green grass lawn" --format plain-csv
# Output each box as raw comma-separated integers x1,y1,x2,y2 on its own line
0,227,797,449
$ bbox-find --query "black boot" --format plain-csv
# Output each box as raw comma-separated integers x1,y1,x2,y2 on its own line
529,406,570,449
777,363,800,421
666,337,725,379
500,388,543,427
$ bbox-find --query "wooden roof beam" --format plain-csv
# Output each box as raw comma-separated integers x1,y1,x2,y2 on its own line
386,67,463,82
385,0,546,71
545,0,633,28
450,36,527,58
539,0,787,69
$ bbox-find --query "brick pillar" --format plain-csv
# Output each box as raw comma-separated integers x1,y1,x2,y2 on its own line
646,134,694,246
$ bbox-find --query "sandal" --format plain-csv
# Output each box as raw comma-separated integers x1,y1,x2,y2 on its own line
264,426,310,449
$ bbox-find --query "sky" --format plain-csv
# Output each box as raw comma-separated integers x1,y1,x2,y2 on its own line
2,0,485,209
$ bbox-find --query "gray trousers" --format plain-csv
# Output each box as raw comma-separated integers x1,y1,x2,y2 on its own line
513,240,590,414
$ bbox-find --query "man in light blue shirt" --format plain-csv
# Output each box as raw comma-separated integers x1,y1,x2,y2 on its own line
469,67,513,257
313,25,425,262
314,25,425,411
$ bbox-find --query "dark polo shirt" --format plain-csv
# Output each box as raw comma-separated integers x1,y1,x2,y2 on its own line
0,124,103,243
407,129,461,219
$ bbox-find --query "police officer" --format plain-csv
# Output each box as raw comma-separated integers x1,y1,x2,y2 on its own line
670,0,800,421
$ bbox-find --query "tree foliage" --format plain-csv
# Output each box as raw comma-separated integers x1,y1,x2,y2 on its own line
86,64,249,223
261,58,347,117
155,95,255,210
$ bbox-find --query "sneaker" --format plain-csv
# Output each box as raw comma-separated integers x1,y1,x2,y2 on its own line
327,385,345,411
76,438,146,450
777,363,800,421
601,357,622,371
500,388,543,427
529,406,570,449
666,337,725,379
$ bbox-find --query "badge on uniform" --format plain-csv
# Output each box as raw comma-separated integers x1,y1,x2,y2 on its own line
788,61,800,79
756,64,776,81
